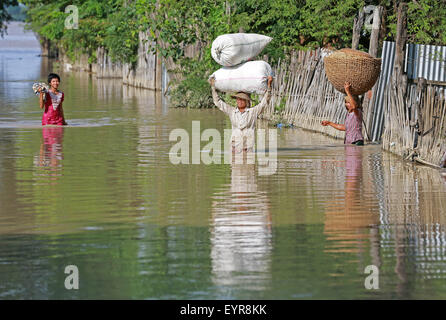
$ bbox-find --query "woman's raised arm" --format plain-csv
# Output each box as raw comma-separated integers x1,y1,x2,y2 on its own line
39,90,45,109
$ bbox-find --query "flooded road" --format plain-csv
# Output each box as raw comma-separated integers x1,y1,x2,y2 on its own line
1,22,446,299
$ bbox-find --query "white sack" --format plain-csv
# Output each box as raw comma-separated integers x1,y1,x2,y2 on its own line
211,33,272,67
210,60,272,95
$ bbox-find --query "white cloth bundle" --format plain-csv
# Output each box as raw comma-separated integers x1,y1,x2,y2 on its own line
210,60,272,95
211,33,272,67
32,82,49,95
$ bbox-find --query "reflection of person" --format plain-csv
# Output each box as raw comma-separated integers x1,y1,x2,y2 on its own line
324,146,378,252
35,126,64,168
210,164,272,290
321,82,364,146
209,76,273,153
38,73,67,126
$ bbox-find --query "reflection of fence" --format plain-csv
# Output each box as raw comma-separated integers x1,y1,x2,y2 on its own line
376,153,446,282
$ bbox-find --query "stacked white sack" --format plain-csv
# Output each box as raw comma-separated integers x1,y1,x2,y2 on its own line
211,33,272,67
210,60,272,95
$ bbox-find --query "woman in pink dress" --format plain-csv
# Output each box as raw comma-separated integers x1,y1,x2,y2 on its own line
321,82,364,146
38,73,67,126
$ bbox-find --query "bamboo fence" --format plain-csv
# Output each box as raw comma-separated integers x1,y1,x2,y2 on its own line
382,74,446,167
262,49,446,168
263,49,364,141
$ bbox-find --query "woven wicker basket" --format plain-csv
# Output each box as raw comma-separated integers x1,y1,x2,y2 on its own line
324,48,381,95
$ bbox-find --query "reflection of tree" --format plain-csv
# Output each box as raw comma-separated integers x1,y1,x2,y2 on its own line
210,164,272,292
129,86,166,168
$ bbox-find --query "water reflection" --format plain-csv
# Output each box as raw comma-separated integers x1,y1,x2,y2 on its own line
323,145,379,254
377,152,446,295
211,164,272,292
123,84,167,115
96,77,123,102
3,21,446,299
33,126,64,180
126,86,167,168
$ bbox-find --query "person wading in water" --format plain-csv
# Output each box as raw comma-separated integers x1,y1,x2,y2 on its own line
321,82,364,145
38,73,67,126
209,75,273,153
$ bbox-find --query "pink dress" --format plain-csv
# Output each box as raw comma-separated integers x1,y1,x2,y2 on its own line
42,91,65,126
344,109,364,144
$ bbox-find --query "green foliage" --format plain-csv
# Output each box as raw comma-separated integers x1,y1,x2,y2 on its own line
137,0,367,107
19,0,446,108
1,0,19,37
406,0,446,45
169,58,215,108
301,0,364,48
135,0,235,107
103,6,139,65
20,0,139,64
275,97,287,114
383,0,446,46
5,4,27,22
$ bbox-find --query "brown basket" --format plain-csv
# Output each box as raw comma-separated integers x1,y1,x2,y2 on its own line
324,48,381,95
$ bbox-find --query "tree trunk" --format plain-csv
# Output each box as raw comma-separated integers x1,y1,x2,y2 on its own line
395,2,408,75
40,37,50,57
368,6,383,58
413,77,427,149
352,9,365,50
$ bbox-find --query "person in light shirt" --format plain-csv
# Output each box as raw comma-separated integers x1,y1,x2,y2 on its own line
209,76,273,153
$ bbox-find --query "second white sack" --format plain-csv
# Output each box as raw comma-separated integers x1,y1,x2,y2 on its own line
210,60,272,95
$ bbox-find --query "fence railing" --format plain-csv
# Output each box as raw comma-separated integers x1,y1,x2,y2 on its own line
264,49,348,141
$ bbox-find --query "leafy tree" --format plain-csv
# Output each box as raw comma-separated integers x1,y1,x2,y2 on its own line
19,0,140,63
18,0,446,107
405,0,446,45
1,0,19,37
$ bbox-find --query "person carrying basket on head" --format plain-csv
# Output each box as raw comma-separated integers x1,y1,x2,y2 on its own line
321,82,364,146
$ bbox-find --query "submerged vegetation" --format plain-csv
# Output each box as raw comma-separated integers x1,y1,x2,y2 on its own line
17,0,446,107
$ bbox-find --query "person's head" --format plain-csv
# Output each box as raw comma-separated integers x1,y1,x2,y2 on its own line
344,94,360,112
231,92,251,110
48,73,61,90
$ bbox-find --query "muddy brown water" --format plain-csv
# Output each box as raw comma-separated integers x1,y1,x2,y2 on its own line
1,22,446,299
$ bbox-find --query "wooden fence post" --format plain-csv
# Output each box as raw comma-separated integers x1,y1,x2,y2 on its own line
413,77,427,149
352,9,365,50
368,6,383,58
363,6,384,140
394,2,408,80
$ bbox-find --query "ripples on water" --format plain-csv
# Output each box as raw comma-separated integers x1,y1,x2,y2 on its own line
1,22,446,299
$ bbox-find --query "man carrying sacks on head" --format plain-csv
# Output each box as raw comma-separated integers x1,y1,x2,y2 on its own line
209,75,273,153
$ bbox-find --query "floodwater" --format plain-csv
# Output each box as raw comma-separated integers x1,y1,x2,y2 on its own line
1,22,446,299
